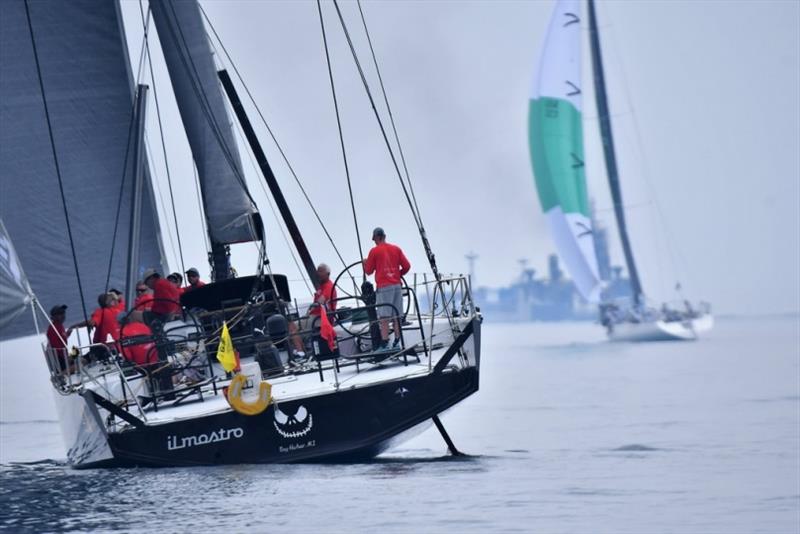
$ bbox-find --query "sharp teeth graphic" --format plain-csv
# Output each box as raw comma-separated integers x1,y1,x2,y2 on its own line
273,414,313,439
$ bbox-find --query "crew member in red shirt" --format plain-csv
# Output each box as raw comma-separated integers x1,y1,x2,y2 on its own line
289,263,338,360
108,288,125,314
364,227,410,351
119,318,157,367
142,268,181,326
167,272,185,295
133,280,154,311
70,293,121,362
46,304,74,373
183,267,206,293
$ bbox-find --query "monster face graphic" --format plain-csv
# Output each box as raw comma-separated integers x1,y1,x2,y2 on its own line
273,404,313,439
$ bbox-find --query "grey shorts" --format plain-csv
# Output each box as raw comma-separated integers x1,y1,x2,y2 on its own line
376,284,403,319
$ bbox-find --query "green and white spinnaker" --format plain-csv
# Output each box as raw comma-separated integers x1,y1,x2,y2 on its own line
528,0,601,302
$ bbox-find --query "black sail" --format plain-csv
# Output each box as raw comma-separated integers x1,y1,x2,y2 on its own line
0,0,167,339
150,0,259,246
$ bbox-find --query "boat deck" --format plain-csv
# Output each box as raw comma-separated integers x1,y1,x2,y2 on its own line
76,316,470,429
141,352,441,425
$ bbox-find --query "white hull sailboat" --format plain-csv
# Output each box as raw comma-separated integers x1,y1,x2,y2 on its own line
528,0,713,342
607,313,714,342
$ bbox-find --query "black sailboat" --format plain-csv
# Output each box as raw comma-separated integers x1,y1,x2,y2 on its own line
0,0,480,468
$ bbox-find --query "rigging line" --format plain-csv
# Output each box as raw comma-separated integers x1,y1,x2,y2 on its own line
604,13,688,290
23,0,90,326
145,135,180,269
160,1,258,210
331,0,443,281
191,162,211,255
139,0,186,278
197,4,351,275
355,0,423,224
233,119,313,295
104,99,137,291
105,9,152,291
330,0,422,231
316,0,365,277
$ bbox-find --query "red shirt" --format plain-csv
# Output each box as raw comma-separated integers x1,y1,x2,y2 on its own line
364,242,411,288
151,278,181,315
112,298,126,315
134,292,154,311
183,280,206,293
120,321,157,366
91,307,120,344
309,280,337,317
46,322,68,356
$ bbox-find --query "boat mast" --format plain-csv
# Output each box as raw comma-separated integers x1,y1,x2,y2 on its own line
587,0,644,306
125,84,149,307
218,69,320,289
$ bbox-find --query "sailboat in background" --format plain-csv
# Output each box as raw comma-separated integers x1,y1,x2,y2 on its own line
528,0,713,342
0,0,480,467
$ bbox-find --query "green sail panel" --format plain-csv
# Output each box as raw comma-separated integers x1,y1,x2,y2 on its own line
528,0,601,302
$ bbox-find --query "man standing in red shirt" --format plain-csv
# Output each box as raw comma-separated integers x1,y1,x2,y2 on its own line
108,288,125,314
70,293,121,362
142,268,181,326
46,304,73,373
364,227,410,351
183,267,206,293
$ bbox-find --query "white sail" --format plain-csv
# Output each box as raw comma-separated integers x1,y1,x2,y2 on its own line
528,0,602,303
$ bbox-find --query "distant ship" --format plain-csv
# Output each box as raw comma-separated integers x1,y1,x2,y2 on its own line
527,0,713,341
469,218,631,323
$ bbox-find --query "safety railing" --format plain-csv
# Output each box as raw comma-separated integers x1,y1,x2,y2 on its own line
40,273,479,426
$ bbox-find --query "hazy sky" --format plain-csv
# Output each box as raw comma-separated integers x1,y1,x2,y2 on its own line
119,0,799,315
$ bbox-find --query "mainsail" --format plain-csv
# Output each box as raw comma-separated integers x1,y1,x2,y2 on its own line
0,219,32,332
528,0,601,303
150,0,259,246
0,0,167,339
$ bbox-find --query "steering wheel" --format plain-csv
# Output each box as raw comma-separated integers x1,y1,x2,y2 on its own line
332,260,412,316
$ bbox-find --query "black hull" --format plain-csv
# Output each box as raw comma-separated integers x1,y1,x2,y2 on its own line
84,367,478,468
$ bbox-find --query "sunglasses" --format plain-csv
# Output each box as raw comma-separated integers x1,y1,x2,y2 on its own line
136,288,147,293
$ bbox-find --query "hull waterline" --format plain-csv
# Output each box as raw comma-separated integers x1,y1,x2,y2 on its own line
607,314,714,342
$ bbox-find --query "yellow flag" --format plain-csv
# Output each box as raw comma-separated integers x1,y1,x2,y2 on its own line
216,322,238,372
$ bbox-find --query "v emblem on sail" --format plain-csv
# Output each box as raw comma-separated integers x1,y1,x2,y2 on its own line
528,0,601,304
529,0,713,341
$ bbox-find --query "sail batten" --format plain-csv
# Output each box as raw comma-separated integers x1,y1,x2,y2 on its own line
150,0,259,246
528,0,601,303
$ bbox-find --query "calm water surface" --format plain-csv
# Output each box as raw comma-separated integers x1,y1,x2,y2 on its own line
1,317,798,533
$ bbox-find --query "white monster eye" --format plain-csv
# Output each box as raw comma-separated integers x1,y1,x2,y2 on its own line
296,406,308,423
274,406,288,425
